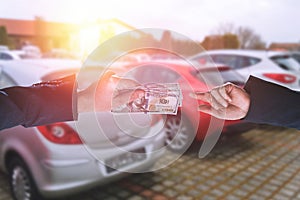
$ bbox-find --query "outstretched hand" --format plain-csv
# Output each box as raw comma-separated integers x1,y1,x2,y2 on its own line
78,71,144,113
190,83,250,120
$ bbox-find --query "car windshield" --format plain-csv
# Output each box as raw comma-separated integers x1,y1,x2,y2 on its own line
270,55,300,71
291,53,300,64
127,64,181,83
192,65,246,86
191,54,262,70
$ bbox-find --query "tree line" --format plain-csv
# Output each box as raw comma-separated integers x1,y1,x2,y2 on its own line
0,22,266,56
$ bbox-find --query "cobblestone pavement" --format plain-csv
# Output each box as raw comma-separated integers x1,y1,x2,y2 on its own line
1,126,300,200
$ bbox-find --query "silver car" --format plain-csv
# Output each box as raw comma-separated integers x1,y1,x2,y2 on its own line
0,59,166,200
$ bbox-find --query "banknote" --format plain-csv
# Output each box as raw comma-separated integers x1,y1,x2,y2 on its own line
111,83,182,115
143,83,183,107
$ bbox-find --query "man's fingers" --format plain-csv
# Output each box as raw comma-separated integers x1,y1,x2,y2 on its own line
198,105,227,119
218,84,232,102
198,105,213,115
191,92,223,111
191,89,229,109
114,76,140,91
129,89,145,102
192,83,234,108
211,89,228,108
112,88,145,109
190,92,211,102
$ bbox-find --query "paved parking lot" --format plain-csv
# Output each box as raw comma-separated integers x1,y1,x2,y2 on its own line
1,125,300,200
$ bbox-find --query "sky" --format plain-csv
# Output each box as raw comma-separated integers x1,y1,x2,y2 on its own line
0,0,299,46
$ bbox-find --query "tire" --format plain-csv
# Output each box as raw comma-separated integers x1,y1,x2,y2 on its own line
7,156,42,200
163,114,195,153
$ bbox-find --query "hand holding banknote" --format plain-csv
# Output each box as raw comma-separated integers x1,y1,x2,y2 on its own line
78,71,182,115
78,71,144,113
112,83,182,115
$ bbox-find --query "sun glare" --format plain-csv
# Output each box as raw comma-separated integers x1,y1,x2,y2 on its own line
67,0,125,56
79,24,100,56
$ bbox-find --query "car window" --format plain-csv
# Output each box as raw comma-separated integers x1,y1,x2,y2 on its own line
211,54,261,69
0,71,17,89
129,65,181,83
270,55,300,71
0,45,9,51
192,66,246,86
0,52,13,60
191,55,214,65
291,54,300,64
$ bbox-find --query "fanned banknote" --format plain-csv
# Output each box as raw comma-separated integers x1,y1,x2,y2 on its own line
111,83,182,115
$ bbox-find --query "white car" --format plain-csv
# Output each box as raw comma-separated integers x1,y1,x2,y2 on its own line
0,45,9,51
0,45,42,61
0,50,26,60
291,51,300,64
0,59,165,200
191,50,300,90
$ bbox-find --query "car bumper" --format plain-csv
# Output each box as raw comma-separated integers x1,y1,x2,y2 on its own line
36,122,166,198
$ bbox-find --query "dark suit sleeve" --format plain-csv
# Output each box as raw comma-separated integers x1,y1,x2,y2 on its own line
243,76,300,129
0,75,77,131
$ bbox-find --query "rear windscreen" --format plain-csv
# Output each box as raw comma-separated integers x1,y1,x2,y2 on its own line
271,55,300,71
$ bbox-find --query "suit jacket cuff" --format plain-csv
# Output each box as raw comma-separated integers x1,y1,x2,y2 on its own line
243,76,300,129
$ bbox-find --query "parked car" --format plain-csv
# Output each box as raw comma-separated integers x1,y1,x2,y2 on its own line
112,58,249,153
21,45,41,59
0,45,9,51
42,48,80,59
190,49,300,90
0,50,26,60
290,51,300,64
0,59,165,200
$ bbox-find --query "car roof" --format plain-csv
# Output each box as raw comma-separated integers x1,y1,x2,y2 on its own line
290,51,300,55
192,49,292,59
1,59,82,85
144,59,198,66
0,45,9,51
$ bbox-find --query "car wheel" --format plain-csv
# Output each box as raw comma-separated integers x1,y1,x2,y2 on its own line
163,114,195,153
7,156,42,200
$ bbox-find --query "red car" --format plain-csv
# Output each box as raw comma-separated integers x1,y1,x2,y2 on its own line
113,58,248,153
